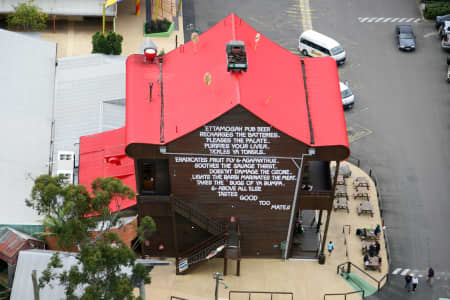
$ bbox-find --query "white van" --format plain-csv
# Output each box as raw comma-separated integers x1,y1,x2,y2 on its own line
339,82,354,109
298,30,346,64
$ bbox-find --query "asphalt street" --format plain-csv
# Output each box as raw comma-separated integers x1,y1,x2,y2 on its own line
182,0,450,299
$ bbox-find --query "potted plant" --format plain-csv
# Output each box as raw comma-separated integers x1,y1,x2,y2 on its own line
144,18,174,37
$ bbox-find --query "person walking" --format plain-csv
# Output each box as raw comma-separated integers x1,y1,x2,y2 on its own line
412,275,419,292
405,273,412,292
328,241,334,256
427,267,435,287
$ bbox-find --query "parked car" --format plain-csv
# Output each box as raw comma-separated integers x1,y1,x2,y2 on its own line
442,33,450,50
395,25,416,51
436,14,450,29
446,55,450,83
340,82,354,109
439,21,450,38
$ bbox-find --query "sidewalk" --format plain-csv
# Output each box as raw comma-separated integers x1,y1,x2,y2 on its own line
141,163,389,300
40,0,184,58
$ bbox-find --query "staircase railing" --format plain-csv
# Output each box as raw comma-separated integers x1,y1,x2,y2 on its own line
177,232,227,273
229,290,293,299
337,261,389,292
173,197,226,235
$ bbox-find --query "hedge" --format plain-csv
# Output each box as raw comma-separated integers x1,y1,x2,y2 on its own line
92,32,123,55
424,2,450,19
144,18,172,34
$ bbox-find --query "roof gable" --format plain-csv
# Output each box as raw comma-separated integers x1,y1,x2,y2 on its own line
125,14,348,155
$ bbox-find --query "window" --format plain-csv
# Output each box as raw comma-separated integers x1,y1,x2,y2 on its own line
59,154,73,160
139,159,170,195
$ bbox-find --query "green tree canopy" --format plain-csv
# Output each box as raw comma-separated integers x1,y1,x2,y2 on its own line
27,175,156,300
7,0,47,32
92,32,124,55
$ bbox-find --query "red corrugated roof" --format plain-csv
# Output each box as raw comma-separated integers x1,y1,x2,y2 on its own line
125,13,349,151
0,227,42,264
79,127,137,212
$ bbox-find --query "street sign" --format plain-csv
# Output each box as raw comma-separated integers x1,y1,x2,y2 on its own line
178,258,188,272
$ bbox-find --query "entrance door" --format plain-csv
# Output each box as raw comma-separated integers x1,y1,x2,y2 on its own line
290,209,321,259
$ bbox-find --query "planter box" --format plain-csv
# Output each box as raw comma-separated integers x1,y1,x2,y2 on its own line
144,21,174,37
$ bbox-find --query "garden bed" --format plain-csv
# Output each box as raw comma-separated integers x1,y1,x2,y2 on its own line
144,19,174,37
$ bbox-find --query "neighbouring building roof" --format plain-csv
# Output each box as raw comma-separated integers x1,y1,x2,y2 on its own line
79,127,136,212
53,54,127,176
10,249,170,300
0,0,116,16
0,29,56,225
0,227,43,265
125,13,349,157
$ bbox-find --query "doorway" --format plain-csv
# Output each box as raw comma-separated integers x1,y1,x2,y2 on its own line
291,209,321,259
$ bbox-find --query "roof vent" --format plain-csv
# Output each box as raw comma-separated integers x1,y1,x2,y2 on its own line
144,48,157,63
226,40,248,72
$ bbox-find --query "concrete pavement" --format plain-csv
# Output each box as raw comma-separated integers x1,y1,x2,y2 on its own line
140,163,389,300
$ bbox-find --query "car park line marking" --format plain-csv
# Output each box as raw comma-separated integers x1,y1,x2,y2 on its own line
400,269,410,275
358,17,421,23
299,0,313,31
392,268,402,274
424,31,438,38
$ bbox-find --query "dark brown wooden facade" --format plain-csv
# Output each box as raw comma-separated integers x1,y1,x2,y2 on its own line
129,106,340,261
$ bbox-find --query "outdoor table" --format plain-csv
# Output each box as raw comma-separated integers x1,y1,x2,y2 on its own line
335,185,348,198
354,187,370,201
361,240,376,254
357,201,374,217
333,197,349,213
365,256,382,272
336,175,345,185
353,177,369,188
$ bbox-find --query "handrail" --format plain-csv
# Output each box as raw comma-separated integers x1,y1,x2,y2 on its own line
173,197,226,234
170,296,188,300
179,231,226,258
229,290,293,299
187,237,226,265
323,290,363,300
337,261,389,292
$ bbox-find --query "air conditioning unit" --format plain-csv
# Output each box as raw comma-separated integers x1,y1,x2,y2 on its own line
56,170,73,185
56,151,75,184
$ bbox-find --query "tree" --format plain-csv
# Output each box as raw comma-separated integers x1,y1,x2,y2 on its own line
7,0,47,32
27,175,156,300
92,32,124,55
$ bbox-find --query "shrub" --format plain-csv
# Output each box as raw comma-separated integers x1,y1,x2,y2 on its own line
7,0,47,31
92,32,123,55
424,2,450,19
144,18,172,34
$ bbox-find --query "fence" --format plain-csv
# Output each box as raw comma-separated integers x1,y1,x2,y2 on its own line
323,290,364,300
170,296,188,300
346,155,391,265
337,262,389,292
229,290,294,300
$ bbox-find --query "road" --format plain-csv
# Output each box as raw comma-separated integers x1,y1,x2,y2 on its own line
182,0,450,299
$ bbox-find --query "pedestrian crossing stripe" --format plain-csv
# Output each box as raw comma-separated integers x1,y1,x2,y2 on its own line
358,17,421,23
391,268,450,280
400,269,410,276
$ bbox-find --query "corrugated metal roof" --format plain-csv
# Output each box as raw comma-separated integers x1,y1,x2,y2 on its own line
0,0,116,16
0,227,41,264
0,29,56,225
11,249,170,300
52,54,127,175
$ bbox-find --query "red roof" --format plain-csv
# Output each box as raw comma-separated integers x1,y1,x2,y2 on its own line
79,127,137,212
0,227,43,265
125,13,349,151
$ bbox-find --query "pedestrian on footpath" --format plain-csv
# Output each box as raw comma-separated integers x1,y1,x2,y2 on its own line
328,241,334,256
427,267,435,287
412,275,418,292
405,273,412,292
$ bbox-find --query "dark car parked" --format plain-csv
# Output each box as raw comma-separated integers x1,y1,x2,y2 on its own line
436,14,450,29
396,25,416,51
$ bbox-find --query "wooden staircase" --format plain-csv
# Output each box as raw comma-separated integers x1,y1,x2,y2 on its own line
173,198,232,274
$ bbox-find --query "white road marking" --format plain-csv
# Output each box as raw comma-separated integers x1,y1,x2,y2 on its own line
367,17,378,23
424,31,439,38
391,18,399,22
398,18,407,22
414,18,421,23
383,18,392,22
401,269,410,276
418,274,423,278
375,17,384,22
392,268,402,275
406,18,415,22
360,17,369,22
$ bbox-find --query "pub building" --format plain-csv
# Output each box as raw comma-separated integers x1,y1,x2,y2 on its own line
79,13,350,274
